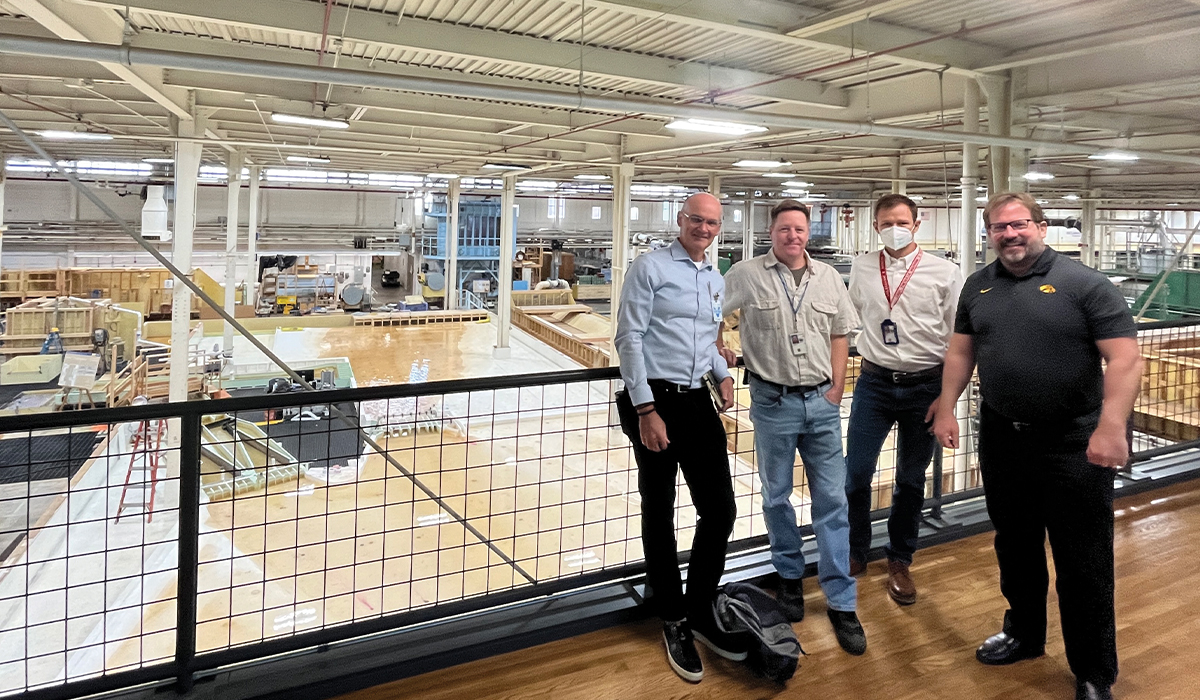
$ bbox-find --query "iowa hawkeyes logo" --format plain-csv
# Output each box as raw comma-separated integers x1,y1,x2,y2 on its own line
1040,284,1056,294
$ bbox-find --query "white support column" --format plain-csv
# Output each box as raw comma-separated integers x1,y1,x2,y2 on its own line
170,127,203,404
742,199,754,261
1080,182,1098,268
960,80,981,276
246,165,261,306
706,173,721,264
891,157,907,195
445,178,461,310
1088,189,1105,268
0,153,6,281
494,173,516,356
222,150,243,353
609,163,635,354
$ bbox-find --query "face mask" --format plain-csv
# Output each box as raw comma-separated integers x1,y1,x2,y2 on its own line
878,225,913,251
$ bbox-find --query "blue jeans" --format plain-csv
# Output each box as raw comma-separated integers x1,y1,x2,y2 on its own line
748,375,856,612
844,370,941,566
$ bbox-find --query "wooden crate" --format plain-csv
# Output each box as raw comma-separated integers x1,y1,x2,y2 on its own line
2,297,98,355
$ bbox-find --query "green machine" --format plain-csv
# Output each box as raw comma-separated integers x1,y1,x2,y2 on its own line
1131,269,1200,320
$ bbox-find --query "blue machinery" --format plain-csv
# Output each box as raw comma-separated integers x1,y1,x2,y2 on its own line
422,196,518,302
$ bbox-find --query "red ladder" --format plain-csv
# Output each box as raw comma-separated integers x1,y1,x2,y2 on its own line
115,419,166,523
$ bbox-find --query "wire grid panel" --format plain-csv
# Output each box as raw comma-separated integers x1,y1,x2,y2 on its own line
192,379,647,653
0,419,179,696
1135,323,1200,452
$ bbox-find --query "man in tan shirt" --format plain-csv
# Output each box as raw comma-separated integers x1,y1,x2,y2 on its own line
722,199,865,655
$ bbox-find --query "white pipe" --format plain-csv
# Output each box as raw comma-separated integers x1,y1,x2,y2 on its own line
960,80,980,276
246,165,261,307
1,35,1198,166
445,178,460,311
223,150,243,353
743,200,754,262
495,173,515,356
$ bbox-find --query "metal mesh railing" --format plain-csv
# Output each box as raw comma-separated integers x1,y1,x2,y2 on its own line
1,319,1198,698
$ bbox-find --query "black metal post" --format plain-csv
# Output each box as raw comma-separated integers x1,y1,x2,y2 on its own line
931,445,944,520
175,413,202,694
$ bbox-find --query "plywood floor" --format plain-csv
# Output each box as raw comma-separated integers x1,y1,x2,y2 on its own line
335,480,1200,700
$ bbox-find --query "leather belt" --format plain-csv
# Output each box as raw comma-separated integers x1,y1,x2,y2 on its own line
648,379,703,393
747,371,829,396
860,358,943,386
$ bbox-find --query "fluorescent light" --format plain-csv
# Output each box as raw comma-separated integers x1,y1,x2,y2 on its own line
1036,199,1049,204
909,195,925,201
286,155,331,164
1063,194,1080,201
782,180,814,188
1089,150,1139,162
482,162,531,171
734,159,791,169
761,173,795,179
142,157,174,164
271,113,350,129
429,173,460,179
1167,203,1181,206
1023,171,1055,181
574,174,609,181
37,130,112,141
665,118,767,136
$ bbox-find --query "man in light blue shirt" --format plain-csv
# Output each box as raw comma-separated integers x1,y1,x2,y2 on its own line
615,192,741,683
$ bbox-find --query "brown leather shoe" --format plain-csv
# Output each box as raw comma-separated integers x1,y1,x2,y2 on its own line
849,557,866,577
886,560,917,605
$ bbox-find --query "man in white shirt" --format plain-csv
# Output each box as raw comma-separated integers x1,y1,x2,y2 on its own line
845,193,964,605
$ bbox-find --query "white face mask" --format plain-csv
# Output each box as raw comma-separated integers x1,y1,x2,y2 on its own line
878,225,914,251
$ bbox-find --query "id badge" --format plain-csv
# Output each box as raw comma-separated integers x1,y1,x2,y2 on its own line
790,332,807,357
712,299,722,323
881,319,900,346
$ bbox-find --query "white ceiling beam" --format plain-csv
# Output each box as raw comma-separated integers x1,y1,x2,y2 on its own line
7,0,192,120
583,0,1003,75
83,0,848,109
979,22,1200,73
784,0,928,37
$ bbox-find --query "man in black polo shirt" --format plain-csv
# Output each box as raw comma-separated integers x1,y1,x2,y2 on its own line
931,193,1143,700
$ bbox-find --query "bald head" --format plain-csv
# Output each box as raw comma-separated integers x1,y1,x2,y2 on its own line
676,192,723,262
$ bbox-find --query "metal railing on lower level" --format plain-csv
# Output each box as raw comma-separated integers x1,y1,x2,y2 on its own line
0,320,1198,700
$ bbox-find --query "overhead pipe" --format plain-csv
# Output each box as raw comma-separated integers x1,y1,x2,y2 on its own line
2,35,1200,167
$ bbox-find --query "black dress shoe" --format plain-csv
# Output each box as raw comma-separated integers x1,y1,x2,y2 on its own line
827,609,867,655
975,630,1044,665
1076,680,1113,700
777,577,804,622
662,620,703,682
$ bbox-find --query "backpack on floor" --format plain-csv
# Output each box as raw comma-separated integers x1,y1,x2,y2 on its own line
715,581,804,684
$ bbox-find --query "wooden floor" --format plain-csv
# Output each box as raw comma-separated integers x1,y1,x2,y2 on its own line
335,480,1200,700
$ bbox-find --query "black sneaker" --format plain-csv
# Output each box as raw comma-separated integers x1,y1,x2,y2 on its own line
662,620,703,682
827,609,867,655
691,608,750,661
777,576,805,622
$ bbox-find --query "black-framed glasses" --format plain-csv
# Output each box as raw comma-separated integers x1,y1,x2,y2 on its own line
680,211,722,230
986,218,1037,234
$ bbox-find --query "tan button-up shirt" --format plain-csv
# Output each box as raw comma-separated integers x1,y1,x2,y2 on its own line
724,250,859,387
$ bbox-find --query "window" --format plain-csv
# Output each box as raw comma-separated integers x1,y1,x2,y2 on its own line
733,209,743,223
547,198,556,218
630,206,639,221
662,202,671,220
591,206,602,220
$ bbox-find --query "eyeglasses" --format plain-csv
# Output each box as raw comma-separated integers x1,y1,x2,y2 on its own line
986,218,1037,234
680,211,722,230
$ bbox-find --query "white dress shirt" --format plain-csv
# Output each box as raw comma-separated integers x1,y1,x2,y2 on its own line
848,247,964,372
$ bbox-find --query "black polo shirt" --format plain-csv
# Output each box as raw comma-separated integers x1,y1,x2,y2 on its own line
954,247,1136,422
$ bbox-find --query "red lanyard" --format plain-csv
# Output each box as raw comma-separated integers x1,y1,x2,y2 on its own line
879,249,923,311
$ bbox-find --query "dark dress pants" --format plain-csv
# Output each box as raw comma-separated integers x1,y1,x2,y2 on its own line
978,403,1118,687
845,370,941,565
617,386,736,623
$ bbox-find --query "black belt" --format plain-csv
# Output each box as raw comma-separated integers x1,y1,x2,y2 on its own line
860,358,943,386
747,371,829,396
647,378,704,394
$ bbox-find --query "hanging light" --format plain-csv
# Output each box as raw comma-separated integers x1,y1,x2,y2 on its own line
270,113,350,129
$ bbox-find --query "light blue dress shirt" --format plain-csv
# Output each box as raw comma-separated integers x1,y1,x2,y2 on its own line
615,240,731,406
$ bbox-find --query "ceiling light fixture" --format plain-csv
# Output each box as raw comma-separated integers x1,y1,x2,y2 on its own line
270,113,350,129
574,174,609,181
428,173,460,179
37,130,112,141
761,173,796,179
481,162,531,171
142,157,174,164
665,119,767,136
1088,150,1139,162
1062,194,1080,200
782,180,814,188
1023,171,1055,181
286,155,331,164
909,195,925,201
734,159,791,169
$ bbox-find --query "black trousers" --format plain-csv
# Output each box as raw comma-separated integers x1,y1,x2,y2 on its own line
978,403,1118,686
617,386,736,623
